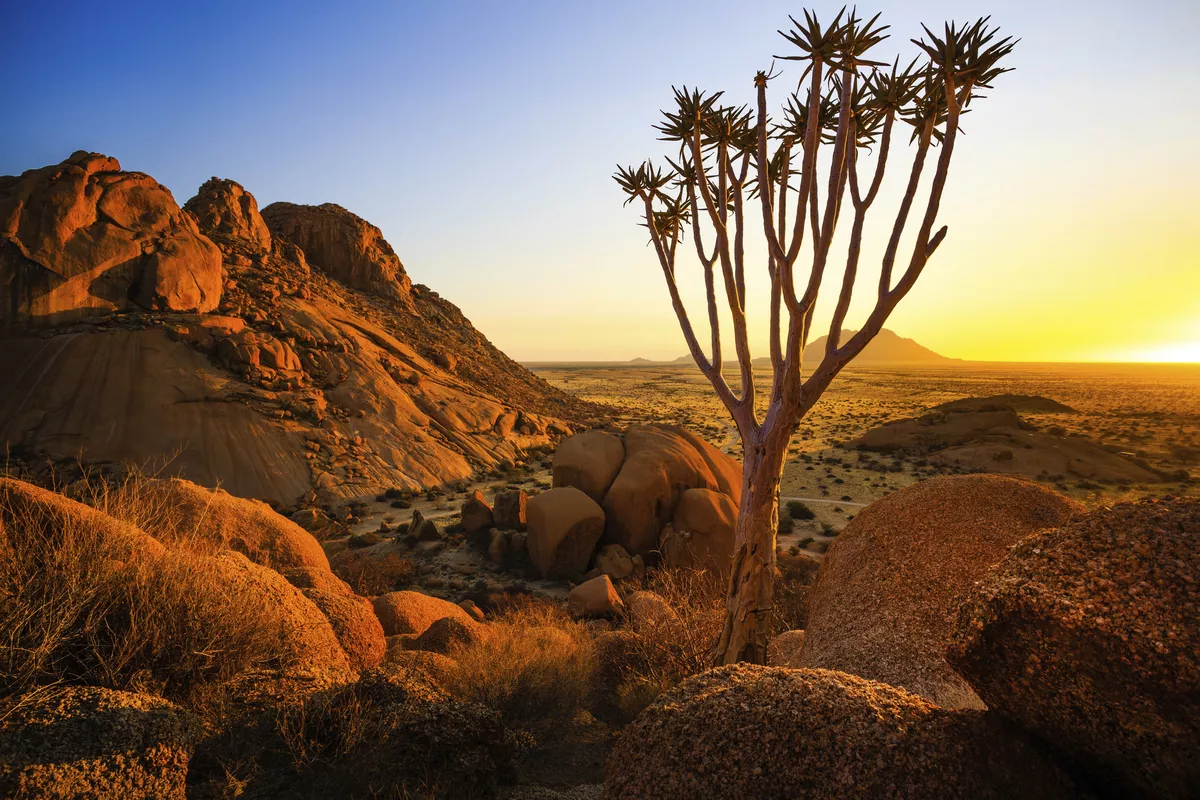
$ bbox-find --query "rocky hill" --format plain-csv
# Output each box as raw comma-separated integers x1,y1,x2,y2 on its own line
0,152,595,506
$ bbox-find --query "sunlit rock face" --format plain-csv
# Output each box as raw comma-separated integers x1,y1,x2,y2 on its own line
261,201,412,301
0,152,591,506
0,151,222,329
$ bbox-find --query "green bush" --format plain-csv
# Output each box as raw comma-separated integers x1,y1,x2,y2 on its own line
786,500,815,520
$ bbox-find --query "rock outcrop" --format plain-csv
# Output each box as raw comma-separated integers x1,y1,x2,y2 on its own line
0,154,594,506
0,151,221,329
526,487,606,579
0,686,196,800
261,201,411,300
798,475,1080,709
551,425,742,562
182,177,272,254
604,665,1081,800
949,498,1200,798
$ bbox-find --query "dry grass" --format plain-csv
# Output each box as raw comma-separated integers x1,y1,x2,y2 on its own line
443,599,596,731
0,470,301,705
599,568,727,720
331,548,418,596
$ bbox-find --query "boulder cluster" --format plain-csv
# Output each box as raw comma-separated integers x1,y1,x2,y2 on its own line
605,477,1200,799
542,425,742,578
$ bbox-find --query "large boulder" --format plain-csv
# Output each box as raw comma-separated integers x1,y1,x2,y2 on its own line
948,498,1200,798
602,426,741,557
0,477,164,562
260,201,411,299
302,588,387,672
143,478,332,582
798,475,1080,709
211,551,354,681
526,487,606,579
660,487,737,572
371,590,476,637
0,686,196,800
183,177,272,253
0,151,221,328
604,665,1081,800
552,430,625,503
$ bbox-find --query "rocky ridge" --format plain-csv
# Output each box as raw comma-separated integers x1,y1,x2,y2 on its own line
0,153,597,506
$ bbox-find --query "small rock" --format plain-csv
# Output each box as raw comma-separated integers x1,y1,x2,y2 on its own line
568,575,623,618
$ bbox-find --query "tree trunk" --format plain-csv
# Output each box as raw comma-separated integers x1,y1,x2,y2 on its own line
715,431,789,665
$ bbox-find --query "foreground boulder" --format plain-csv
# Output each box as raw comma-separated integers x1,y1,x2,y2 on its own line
372,590,476,637
302,588,386,671
0,686,195,800
526,487,606,579
552,430,625,503
144,478,332,582
949,498,1200,798
0,151,221,328
605,665,1080,800
601,426,741,557
799,475,1080,708
278,663,519,797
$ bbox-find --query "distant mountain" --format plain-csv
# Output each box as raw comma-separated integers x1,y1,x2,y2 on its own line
673,355,694,363
630,357,654,363
750,328,955,365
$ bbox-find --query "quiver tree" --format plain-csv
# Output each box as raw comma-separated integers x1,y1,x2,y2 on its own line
615,9,1015,664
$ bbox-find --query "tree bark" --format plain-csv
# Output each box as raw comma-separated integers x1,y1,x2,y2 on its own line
715,427,791,665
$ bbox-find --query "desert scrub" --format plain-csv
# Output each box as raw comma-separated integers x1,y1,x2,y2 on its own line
443,599,596,733
787,500,816,520
331,549,417,595
601,568,727,721
0,480,301,704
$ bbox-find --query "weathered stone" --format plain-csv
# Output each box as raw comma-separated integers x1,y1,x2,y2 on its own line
526,487,605,579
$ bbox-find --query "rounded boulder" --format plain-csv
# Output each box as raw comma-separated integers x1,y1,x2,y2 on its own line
798,475,1080,708
948,498,1200,798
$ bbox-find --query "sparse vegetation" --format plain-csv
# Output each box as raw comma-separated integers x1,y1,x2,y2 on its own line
787,500,816,520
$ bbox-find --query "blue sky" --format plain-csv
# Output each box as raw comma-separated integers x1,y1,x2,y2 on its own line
3,1,1198,361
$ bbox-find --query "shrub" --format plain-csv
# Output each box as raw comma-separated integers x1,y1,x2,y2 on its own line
599,568,726,720
778,515,795,535
443,600,596,732
786,500,815,520
331,551,416,596
0,479,300,704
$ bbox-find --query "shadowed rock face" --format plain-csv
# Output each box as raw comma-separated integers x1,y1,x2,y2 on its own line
261,201,412,300
0,151,222,329
949,498,1200,799
605,665,1084,800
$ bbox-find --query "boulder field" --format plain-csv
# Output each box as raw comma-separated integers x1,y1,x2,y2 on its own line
0,153,594,506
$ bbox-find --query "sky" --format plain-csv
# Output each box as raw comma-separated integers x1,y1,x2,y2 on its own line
2,0,1198,363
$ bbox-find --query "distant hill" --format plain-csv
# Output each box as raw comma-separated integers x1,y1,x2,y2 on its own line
744,328,954,366
630,357,654,363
